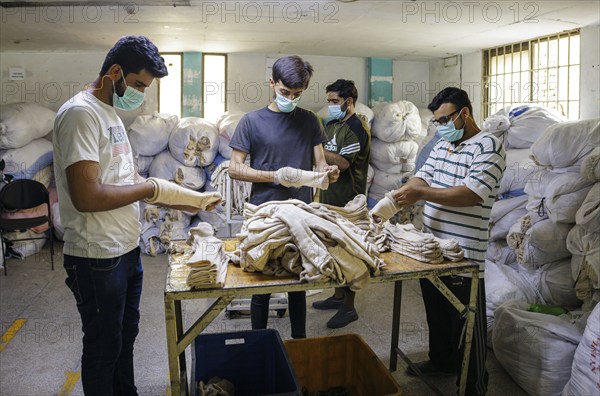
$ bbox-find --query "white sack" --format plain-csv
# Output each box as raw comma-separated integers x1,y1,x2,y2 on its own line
0,138,53,180
128,112,178,156
367,183,389,202
216,111,244,159
500,148,539,195
575,183,600,232
525,170,594,224
566,225,600,310
488,104,567,150
371,169,412,193
485,260,540,315
531,118,600,169
489,195,528,241
169,117,219,167
370,138,418,173
0,103,56,149
493,300,582,396
486,240,517,266
134,155,154,178
371,101,423,143
4,230,47,258
561,303,600,395
148,151,206,191
510,218,573,269
534,259,581,308
366,164,374,192
581,146,600,182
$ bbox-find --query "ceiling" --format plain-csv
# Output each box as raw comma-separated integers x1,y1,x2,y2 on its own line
1,0,598,60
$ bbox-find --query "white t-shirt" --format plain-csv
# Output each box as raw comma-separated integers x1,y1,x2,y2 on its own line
53,91,140,259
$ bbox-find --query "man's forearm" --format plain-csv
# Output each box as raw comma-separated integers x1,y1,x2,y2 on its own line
420,185,482,207
229,162,275,183
323,151,350,171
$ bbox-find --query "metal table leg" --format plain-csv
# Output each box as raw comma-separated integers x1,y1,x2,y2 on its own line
389,280,403,372
457,274,479,396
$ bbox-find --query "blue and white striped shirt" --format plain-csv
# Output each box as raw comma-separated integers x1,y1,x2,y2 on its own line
415,132,506,271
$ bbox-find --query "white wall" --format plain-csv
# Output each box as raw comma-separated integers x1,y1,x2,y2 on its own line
580,25,600,120
0,52,159,128
392,60,429,108
226,53,369,113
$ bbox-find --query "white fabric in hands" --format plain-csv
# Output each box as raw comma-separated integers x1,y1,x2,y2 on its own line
145,177,221,211
275,167,330,189
370,193,402,223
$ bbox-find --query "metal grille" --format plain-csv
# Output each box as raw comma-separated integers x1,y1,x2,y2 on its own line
483,29,580,120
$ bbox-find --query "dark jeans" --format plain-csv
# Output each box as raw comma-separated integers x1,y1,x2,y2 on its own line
64,248,143,396
251,291,306,339
420,276,488,396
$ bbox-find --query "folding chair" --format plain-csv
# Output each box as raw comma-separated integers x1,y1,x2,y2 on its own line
0,179,54,275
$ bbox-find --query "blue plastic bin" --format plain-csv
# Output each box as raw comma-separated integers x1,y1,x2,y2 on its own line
192,329,300,396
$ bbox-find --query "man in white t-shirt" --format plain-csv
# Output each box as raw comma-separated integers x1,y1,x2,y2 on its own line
53,36,220,396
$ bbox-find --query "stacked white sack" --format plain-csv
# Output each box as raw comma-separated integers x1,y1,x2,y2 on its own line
128,112,178,157
215,111,244,159
0,102,56,149
483,104,567,149
561,304,600,395
369,101,424,202
169,117,219,167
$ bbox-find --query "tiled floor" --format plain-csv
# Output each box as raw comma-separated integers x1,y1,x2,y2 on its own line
0,243,527,396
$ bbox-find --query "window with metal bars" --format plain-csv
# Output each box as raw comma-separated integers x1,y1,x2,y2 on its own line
483,29,580,120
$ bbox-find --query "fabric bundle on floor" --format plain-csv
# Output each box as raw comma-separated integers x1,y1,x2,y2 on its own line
489,195,529,241
566,225,600,311
380,222,463,264
230,195,382,291
128,112,179,156
581,146,600,182
169,117,220,167
185,223,229,289
0,102,56,149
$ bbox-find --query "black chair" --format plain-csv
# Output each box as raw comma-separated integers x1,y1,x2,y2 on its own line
0,179,54,275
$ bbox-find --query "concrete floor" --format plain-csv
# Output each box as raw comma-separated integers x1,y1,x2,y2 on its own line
0,242,528,396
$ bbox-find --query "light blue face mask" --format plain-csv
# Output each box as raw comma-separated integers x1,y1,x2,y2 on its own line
274,92,301,113
437,110,465,142
112,70,145,111
328,99,348,121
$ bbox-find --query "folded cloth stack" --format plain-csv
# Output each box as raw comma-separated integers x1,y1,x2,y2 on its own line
383,222,444,263
309,194,371,231
231,194,383,291
433,236,465,262
185,223,229,289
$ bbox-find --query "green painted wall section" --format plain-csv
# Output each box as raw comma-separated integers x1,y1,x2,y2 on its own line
182,52,202,117
368,58,393,106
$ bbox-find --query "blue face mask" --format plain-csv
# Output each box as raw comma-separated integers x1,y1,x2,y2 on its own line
328,99,348,121
437,111,465,142
274,92,300,113
112,70,145,111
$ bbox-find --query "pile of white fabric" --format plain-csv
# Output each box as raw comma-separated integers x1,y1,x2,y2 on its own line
215,111,244,159
167,223,229,290
493,300,585,396
378,222,463,264
169,117,219,167
230,195,383,291
369,101,425,201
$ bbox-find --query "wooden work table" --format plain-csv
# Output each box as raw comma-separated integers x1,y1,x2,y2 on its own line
165,241,479,396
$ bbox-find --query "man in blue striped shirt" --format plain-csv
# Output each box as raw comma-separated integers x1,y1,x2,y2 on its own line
392,88,505,396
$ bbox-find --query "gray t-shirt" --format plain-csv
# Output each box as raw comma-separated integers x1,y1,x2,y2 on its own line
230,106,326,205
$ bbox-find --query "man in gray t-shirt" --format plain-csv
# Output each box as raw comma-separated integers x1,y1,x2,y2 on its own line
229,55,339,339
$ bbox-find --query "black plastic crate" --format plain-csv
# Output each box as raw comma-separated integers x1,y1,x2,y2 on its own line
192,329,300,396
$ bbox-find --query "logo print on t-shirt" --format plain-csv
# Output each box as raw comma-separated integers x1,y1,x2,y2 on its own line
324,133,337,152
109,126,131,157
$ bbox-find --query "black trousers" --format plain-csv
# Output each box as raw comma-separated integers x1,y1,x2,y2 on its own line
250,291,306,339
420,276,488,396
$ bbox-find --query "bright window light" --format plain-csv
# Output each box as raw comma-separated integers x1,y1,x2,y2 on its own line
203,54,226,123
159,54,182,119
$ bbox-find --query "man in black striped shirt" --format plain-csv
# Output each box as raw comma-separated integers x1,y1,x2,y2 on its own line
392,87,506,396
